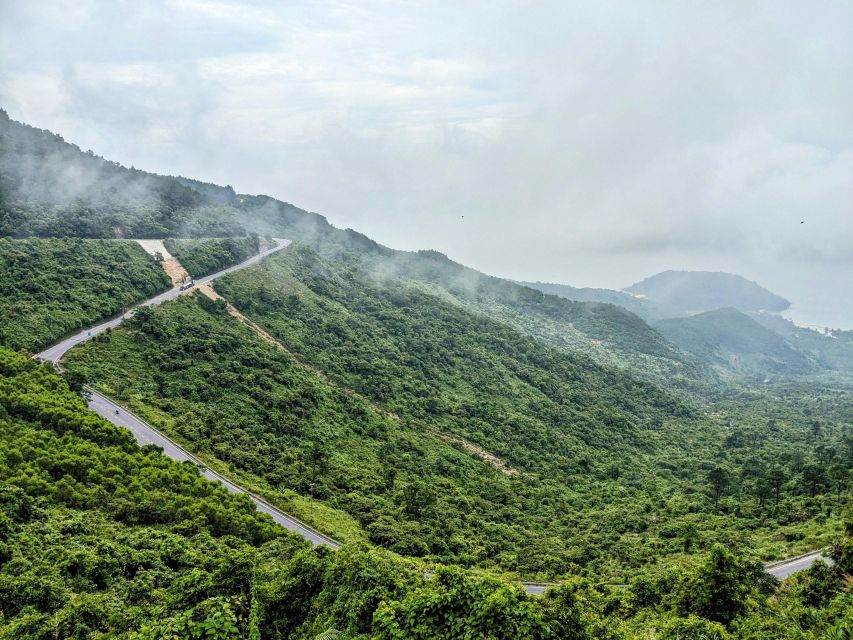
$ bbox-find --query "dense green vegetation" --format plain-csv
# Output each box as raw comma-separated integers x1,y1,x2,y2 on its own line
0,238,170,351
164,236,263,278
64,245,852,582
301,241,706,391
0,111,701,387
521,280,661,320
3,346,852,639
751,312,853,377
4,110,853,637
656,308,817,379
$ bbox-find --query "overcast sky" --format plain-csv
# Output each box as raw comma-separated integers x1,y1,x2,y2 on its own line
1,0,851,327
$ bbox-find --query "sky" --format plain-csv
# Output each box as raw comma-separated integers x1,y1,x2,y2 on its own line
1,0,851,328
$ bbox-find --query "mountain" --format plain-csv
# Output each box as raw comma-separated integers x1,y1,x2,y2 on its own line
625,270,790,315
0,110,700,387
519,280,662,320
655,308,817,378
1,112,852,638
750,311,853,376
0,108,330,241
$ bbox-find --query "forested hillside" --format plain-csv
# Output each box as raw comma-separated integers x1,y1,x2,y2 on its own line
656,308,817,379
163,236,263,278
751,312,853,376
62,244,853,583
0,110,329,241
0,347,581,639
0,112,702,385
3,349,852,638
521,280,663,320
0,238,170,351
2,110,853,638
304,240,706,389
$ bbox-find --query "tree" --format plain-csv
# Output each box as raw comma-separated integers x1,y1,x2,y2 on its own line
754,478,772,508
658,615,730,640
802,463,826,497
679,522,699,553
678,545,752,625
766,466,785,505
373,567,551,640
401,481,436,519
708,467,729,507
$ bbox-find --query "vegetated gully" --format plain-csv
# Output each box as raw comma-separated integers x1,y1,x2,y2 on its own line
33,238,828,593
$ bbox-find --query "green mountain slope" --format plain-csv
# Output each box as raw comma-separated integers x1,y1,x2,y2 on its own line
2,112,853,639
2,346,591,640
312,242,704,389
0,237,170,351
750,312,853,376
0,110,330,241
2,346,851,640
656,308,817,378
521,280,663,320
65,255,690,578
163,236,263,278
60,244,850,582
1,110,705,387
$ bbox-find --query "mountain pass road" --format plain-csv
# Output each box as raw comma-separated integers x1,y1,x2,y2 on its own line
31,236,830,590
36,239,291,364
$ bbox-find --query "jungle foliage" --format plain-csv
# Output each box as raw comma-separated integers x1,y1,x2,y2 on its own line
2,347,852,639
4,109,853,638
64,246,853,582
163,236,262,278
0,348,853,640
0,238,170,351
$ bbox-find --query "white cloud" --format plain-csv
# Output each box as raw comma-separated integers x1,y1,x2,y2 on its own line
1,0,851,326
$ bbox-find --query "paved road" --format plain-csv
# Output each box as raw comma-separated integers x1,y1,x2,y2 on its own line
33,238,338,547
30,235,830,588
87,389,339,548
766,550,831,579
523,551,832,597
36,239,291,364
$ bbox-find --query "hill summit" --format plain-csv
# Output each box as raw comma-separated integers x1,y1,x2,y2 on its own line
625,270,790,315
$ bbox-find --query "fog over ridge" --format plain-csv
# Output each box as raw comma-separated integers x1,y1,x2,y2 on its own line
1,1,851,327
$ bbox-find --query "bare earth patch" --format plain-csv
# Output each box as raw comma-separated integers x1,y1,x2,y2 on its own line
135,239,190,286
430,431,519,476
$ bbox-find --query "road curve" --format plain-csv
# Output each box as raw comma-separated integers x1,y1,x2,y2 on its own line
36,239,291,364
33,238,338,547
30,236,830,589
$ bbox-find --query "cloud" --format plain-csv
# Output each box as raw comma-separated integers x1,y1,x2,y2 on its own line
0,0,851,326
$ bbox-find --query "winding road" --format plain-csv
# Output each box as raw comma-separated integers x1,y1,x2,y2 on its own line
32,236,831,592
36,238,337,549
38,240,292,364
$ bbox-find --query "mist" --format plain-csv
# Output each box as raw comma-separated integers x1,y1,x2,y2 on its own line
1,1,851,327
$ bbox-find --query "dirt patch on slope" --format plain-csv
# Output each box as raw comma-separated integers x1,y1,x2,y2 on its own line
430,431,519,476
135,239,190,286
161,258,191,287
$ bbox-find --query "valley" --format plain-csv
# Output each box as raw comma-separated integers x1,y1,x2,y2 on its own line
0,109,851,638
